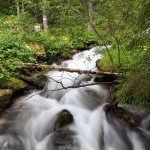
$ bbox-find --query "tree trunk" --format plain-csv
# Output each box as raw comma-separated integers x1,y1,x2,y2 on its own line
20,63,122,77
16,1,20,16
21,0,25,13
87,0,94,32
43,0,48,31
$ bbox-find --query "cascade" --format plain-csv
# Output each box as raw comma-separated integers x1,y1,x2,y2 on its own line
0,47,149,150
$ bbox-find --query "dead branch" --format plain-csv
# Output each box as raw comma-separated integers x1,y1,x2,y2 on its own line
25,81,113,100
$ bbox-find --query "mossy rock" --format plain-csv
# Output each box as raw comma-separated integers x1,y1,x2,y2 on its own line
54,109,74,131
96,59,102,70
0,78,28,91
30,74,48,89
0,89,13,108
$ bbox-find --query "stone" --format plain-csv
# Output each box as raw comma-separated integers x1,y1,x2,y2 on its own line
31,74,48,89
53,109,74,131
0,89,13,108
96,59,102,70
50,128,78,150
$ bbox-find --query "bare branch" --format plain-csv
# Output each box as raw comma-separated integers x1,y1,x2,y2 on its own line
25,82,113,100
69,6,116,68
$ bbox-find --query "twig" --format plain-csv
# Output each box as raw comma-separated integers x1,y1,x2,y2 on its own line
25,82,113,100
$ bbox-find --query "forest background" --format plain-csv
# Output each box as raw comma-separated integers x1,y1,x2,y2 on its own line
0,0,149,107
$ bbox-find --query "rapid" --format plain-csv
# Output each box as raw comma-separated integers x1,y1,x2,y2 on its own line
0,47,149,150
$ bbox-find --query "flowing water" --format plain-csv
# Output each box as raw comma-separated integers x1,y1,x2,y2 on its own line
0,47,150,150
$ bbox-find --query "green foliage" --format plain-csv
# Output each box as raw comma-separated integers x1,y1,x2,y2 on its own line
0,42,35,62
24,28,98,64
101,45,150,107
139,0,150,30
100,46,134,72
0,14,36,83
0,61,20,82
68,27,98,49
0,43,35,82
24,31,43,43
115,47,150,107
0,0,149,108
43,35,70,62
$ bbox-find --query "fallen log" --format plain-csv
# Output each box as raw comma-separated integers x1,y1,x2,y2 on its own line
19,63,123,77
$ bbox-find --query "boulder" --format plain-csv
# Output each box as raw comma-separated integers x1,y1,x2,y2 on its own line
49,109,78,150
0,78,28,91
20,74,48,89
96,59,102,70
31,74,48,89
0,89,13,108
53,109,74,131
50,128,78,150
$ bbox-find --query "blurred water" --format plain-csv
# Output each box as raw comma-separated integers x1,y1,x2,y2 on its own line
0,46,149,150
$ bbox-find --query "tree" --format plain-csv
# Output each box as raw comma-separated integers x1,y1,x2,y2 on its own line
87,0,94,32
42,0,48,31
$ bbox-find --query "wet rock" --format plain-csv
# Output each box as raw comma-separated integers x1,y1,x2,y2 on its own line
53,128,75,145
50,110,78,150
54,109,74,131
31,74,48,89
0,89,13,108
104,103,137,127
20,74,48,89
96,59,102,70
50,128,79,150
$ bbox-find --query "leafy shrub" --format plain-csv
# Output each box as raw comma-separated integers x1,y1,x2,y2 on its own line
0,13,37,83
0,42,35,62
0,43,35,83
100,46,134,72
68,27,98,49
0,61,20,83
115,48,150,107
42,35,70,63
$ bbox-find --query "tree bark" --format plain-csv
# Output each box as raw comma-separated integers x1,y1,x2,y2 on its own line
87,0,94,32
21,0,25,13
20,63,122,77
16,1,20,16
43,0,48,31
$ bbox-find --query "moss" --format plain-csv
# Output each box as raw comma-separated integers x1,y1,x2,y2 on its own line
26,43,45,53
0,89,14,108
0,78,28,91
54,109,74,131
96,59,102,70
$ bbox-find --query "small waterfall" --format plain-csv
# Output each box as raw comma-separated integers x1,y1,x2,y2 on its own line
0,46,149,150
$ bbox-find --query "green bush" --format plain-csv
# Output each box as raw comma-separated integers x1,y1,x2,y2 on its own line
42,35,70,63
68,27,98,49
0,42,35,62
0,38,36,82
100,46,134,72
0,13,37,83
115,48,150,107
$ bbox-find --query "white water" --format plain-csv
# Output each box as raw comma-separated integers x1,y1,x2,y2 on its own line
0,46,149,150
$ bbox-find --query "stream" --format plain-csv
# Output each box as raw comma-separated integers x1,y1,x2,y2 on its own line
0,46,150,150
